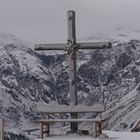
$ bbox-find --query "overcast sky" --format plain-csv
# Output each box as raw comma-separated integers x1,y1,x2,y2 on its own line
0,0,140,44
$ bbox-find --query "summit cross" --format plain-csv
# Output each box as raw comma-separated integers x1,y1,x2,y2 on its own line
35,10,111,133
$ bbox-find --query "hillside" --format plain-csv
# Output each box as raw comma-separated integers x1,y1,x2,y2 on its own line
0,31,140,136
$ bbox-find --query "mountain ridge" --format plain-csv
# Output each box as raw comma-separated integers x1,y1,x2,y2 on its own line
0,32,140,136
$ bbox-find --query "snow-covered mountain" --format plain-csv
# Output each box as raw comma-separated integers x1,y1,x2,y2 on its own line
0,34,56,132
1,30,140,136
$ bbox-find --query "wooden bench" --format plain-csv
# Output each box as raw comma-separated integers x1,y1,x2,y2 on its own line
35,104,105,138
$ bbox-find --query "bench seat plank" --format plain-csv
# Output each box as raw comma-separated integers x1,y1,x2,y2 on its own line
37,104,105,113
36,118,104,123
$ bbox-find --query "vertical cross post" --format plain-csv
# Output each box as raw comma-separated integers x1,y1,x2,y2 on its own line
67,10,78,133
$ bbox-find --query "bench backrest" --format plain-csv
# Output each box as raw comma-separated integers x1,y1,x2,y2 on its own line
37,104,105,113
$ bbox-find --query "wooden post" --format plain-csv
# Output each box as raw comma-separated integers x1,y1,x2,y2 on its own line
40,122,49,139
47,114,50,136
95,121,102,137
40,123,43,139
67,10,78,133
0,119,4,140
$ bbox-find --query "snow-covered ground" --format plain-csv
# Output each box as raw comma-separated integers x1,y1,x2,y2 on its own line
34,131,140,140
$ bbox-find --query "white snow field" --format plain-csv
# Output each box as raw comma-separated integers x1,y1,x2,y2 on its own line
34,131,140,140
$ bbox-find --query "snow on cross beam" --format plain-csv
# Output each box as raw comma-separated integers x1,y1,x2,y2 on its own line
34,10,111,133
34,42,111,51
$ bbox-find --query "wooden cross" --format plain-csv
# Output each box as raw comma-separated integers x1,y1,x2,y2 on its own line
35,10,111,133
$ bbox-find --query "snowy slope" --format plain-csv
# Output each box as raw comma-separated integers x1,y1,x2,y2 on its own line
35,131,140,140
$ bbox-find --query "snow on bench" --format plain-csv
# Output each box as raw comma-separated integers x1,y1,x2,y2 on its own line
37,104,105,113
36,118,104,123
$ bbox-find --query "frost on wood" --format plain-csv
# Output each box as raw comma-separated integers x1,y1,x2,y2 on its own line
37,104,105,113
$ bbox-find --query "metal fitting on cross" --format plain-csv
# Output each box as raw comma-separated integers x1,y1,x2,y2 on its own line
65,40,78,54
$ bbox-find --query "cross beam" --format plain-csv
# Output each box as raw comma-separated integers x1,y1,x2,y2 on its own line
35,42,111,51
35,10,111,133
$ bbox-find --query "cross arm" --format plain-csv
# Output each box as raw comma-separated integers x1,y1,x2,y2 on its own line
34,43,66,51
34,42,112,51
78,42,111,49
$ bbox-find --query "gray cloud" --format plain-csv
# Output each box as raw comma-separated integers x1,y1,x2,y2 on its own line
0,0,140,44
